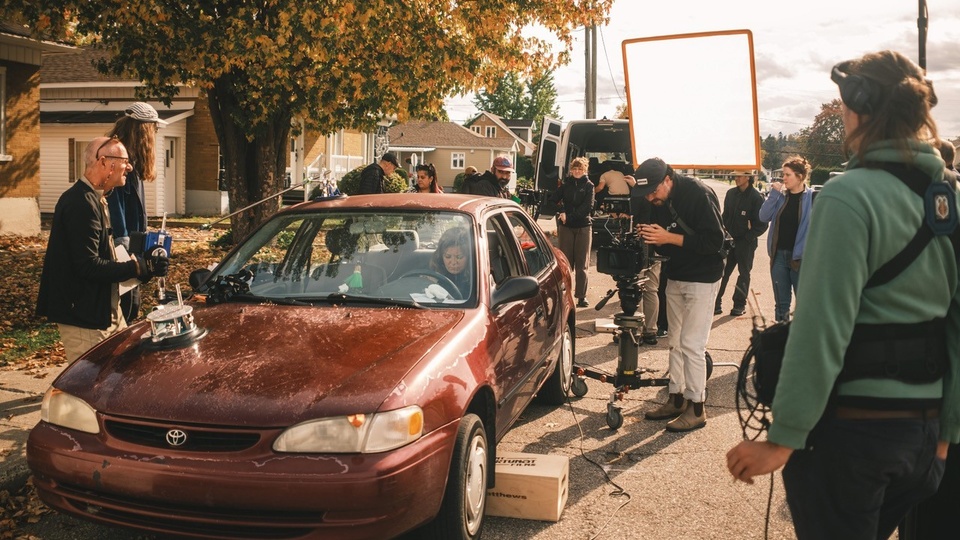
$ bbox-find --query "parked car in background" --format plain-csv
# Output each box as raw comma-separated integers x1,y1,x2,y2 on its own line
28,193,576,540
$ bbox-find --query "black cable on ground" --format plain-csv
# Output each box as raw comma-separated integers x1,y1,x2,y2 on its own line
565,394,631,540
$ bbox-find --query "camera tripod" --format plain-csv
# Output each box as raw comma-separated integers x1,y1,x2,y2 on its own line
570,271,715,430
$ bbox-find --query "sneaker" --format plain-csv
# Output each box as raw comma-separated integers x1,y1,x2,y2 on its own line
642,333,658,345
666,402,706,432
644,393,687,420
656,328,668,338
714,305,723,315
730,307,746,317
577,299,589,308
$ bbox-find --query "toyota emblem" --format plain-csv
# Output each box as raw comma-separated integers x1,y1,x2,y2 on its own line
165,429,188,447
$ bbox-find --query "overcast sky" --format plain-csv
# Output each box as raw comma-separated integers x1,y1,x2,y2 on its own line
445,0,960,139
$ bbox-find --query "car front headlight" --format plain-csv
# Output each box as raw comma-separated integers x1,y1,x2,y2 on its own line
40,388,100,434
273,405,423,454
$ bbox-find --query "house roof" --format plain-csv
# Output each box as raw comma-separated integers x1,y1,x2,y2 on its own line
501,119,535,129
41,47,134,84
40,106,193,125
388,121,512,150
0,21,74,54
463,111,535,154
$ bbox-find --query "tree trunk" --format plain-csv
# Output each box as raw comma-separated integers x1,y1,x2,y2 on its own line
207,76,291,243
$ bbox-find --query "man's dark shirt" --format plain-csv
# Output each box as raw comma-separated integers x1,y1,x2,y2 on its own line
722,184,767,241
650,174,724,283
358,162,385,194
460,171,508,198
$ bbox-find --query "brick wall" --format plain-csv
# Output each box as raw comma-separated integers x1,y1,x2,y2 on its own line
185,96,220,192
0,61,40,198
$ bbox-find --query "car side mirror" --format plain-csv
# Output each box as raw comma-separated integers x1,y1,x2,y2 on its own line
491,276,539,309
189,268,212,291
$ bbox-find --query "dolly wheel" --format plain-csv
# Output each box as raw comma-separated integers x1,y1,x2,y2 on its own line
606,403,624,430
571,375,588,397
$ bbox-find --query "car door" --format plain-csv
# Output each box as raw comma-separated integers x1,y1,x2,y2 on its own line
486,213,547,438
534,116,563,191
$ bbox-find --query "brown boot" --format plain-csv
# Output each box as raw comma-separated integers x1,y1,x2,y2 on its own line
644,393,687,420
666,401,706,432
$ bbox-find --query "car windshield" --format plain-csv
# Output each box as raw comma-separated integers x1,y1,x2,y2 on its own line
210,210,478,307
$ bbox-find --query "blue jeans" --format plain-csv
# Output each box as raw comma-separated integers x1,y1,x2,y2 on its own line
771,249,799,322
782,416,944,540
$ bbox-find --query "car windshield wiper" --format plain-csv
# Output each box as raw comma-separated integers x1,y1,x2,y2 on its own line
314,293,425,309
228,293,313,306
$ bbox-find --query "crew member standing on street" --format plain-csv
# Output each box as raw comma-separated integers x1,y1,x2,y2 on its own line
460,156,514,198
37,137,169,363
634,157,724,432
358,152,399,194
555,156,595,308
715,172,767,316
727,50,958,540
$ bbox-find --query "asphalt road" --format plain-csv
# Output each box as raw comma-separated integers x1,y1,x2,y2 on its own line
2,178,799,539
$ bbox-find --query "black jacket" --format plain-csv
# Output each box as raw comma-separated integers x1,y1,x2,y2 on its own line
555,175,594,228
358,162,385,194
460,171,508,198
721,184,767,242
37,180,140,329
650,174,724,283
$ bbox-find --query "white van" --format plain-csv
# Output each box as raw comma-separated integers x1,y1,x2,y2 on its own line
534,117,634,245
534,117,633,191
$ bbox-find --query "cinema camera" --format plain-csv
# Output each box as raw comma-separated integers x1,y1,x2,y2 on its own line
570,217,670,430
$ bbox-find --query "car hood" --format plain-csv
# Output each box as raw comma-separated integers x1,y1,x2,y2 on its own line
55,303,464,426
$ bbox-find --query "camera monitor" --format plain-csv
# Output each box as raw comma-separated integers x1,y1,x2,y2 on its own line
622,30,760,170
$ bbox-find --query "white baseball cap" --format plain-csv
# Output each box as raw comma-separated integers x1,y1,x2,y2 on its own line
124,102,168,126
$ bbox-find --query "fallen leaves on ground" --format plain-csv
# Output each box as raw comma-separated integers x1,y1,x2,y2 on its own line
0,478,51,539
0,227,225,371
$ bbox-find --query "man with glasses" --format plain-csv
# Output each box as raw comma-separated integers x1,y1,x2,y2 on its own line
37,136,169,362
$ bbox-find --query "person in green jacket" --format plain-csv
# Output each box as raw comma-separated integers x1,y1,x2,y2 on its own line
727,50,957,539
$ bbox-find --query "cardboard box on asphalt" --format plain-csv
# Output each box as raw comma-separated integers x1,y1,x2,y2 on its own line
486,451,569,522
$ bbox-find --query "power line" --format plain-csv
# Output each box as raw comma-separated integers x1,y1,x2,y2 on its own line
598,27,625,101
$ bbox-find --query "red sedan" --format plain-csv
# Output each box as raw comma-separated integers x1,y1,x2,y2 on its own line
28,193,575,539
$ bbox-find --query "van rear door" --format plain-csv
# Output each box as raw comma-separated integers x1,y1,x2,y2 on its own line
534,117,563,191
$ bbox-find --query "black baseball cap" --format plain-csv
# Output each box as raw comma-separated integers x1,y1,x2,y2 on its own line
380,152,399,167
632,157,669,197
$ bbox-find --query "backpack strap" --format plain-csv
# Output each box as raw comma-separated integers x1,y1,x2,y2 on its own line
865,163,960,288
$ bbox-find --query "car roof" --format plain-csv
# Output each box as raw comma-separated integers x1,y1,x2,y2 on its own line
281,193,523,217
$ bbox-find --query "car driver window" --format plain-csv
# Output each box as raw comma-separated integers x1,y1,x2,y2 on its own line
486,216,521,286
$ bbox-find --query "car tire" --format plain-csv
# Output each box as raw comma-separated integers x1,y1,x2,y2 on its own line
536,324,574,405
421,413,488,540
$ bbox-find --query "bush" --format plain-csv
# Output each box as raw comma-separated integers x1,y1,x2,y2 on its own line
333,165,408,195
453,172,467,193
810,167,832,186
516,176,533,190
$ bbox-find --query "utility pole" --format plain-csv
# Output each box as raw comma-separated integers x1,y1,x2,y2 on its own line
585,25,597,119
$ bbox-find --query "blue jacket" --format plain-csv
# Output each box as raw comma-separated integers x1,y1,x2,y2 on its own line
759,187,814,262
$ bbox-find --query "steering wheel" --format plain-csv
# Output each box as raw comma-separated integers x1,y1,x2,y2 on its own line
398,270,464,300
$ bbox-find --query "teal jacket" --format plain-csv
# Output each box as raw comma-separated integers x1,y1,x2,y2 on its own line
768,140,960,449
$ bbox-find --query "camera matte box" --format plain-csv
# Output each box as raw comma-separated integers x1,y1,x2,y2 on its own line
486,452,569,522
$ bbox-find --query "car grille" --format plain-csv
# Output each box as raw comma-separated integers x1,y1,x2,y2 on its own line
53,481,318,539
104,419,261,452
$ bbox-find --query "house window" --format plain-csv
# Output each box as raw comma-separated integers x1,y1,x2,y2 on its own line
471,126,481,135
452,153,465,169
485,126,497,138
71,139,89,182
0,67,8,161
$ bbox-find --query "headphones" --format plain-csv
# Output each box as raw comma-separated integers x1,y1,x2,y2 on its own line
831,64,881,115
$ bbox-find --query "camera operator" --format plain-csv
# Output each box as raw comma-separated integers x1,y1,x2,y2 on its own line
37,137,169,363
634,157,724,432
630,195,662,345
726,51,958,540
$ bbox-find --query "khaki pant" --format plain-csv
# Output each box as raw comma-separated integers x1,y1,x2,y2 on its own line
58,317,126,363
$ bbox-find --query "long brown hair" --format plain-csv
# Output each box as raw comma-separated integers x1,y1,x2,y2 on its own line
836,50,939,165
107,116,157,181
415,163,442,193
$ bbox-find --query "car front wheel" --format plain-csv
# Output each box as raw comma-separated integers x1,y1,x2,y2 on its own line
422,413,488,539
